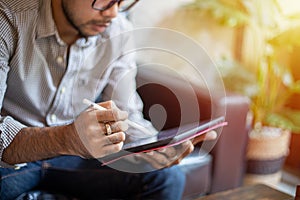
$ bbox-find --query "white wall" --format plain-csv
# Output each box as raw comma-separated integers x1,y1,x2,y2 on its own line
129,0,193,27
128,0,226,91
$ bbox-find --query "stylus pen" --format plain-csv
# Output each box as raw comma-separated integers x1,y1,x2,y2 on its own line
82,98,156,136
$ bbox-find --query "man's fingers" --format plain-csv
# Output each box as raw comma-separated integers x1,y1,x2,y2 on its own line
100,121,128,135
137,153,163,169
138,151,172,169
90,101,128,122
137,145,188,169
111,121,128,132
97,100,115,109
177,140,194,158
168,140,194,166
99,142,124,158
192,131,217,145
96,109,128,122
105,132,126,144
157,147,177,158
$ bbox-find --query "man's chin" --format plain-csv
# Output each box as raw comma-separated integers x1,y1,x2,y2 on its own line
79,27,107,38
79,31,104,38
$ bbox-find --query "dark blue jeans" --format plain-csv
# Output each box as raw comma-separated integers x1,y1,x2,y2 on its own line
0,156,185,200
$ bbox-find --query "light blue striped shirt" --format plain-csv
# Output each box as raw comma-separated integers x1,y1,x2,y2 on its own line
0,0,156,166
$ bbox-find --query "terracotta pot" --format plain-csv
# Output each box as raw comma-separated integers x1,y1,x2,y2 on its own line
244,126,291,186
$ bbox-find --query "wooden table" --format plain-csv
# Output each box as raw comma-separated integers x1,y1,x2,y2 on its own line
197,184,294,200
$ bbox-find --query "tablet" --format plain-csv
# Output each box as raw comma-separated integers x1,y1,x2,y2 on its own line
100,116,227,165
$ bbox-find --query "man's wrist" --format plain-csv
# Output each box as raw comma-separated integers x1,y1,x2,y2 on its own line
58,123,90,158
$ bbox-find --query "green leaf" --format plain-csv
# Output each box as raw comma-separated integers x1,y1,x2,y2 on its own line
183,0,249,27
266,112,300,133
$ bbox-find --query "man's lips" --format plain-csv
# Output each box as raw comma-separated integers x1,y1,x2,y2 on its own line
95,22,110,27
90,22,110,32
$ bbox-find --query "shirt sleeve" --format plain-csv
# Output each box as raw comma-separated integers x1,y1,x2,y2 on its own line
0,62,27,167
0,6,27,167
0,115,26,167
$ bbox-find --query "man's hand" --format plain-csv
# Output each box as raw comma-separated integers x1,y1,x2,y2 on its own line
67,101,129,159
136,131,217,169
2,101,129,165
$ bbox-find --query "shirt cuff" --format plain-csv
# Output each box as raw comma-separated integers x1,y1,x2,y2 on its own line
0,116,26,167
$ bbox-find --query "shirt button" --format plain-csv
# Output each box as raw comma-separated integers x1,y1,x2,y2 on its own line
60,86,66,94
50,114,57,123
79,79,87,86
56,56,64,64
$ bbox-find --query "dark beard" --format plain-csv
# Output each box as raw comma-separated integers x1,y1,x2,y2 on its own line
61,1,86,37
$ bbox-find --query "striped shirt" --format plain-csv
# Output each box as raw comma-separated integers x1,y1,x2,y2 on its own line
0,0,156,166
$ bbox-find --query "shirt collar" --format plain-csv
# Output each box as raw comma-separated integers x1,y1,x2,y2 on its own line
36,0,56,39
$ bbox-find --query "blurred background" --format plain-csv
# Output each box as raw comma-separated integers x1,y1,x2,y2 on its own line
129,0,300,196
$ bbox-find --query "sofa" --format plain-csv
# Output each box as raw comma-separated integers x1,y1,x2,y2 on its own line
136,66,250,199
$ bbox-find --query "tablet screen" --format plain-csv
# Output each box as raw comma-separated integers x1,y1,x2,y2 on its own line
123,116,225,152
100,116,227,165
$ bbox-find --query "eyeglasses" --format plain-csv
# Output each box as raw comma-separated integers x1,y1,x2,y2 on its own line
92,0,139,12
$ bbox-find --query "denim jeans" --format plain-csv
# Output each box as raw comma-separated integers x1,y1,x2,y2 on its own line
0,156,185,200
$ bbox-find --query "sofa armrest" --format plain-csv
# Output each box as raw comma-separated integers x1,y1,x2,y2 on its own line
208,93,250,193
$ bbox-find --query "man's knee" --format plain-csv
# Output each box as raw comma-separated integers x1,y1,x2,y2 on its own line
158,166,185,188
142,166,186,200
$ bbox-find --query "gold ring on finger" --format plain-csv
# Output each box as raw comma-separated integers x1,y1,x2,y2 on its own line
105,123,112,135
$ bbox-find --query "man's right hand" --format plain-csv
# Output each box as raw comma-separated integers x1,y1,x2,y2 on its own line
2,101,128,165
68,101,128,159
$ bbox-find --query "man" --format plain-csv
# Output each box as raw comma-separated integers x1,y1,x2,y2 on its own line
0,0,217,199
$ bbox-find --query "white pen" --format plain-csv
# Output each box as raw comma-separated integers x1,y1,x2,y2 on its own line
82,98,156,136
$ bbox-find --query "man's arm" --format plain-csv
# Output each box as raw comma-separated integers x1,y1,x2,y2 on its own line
2,101,128,165
2,124,77,165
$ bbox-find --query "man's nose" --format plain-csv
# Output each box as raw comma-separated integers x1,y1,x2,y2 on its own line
101,3,118,18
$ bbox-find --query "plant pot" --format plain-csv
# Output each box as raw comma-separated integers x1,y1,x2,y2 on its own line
244,126,291,186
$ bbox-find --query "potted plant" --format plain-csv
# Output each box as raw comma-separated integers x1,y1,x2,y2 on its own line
215,0,300,185
157,0,300,185
153,0,300,184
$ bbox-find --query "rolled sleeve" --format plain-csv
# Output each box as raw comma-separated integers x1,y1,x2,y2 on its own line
0,116,26,165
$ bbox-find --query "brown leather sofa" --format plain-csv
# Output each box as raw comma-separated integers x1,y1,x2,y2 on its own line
136,66,250,199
